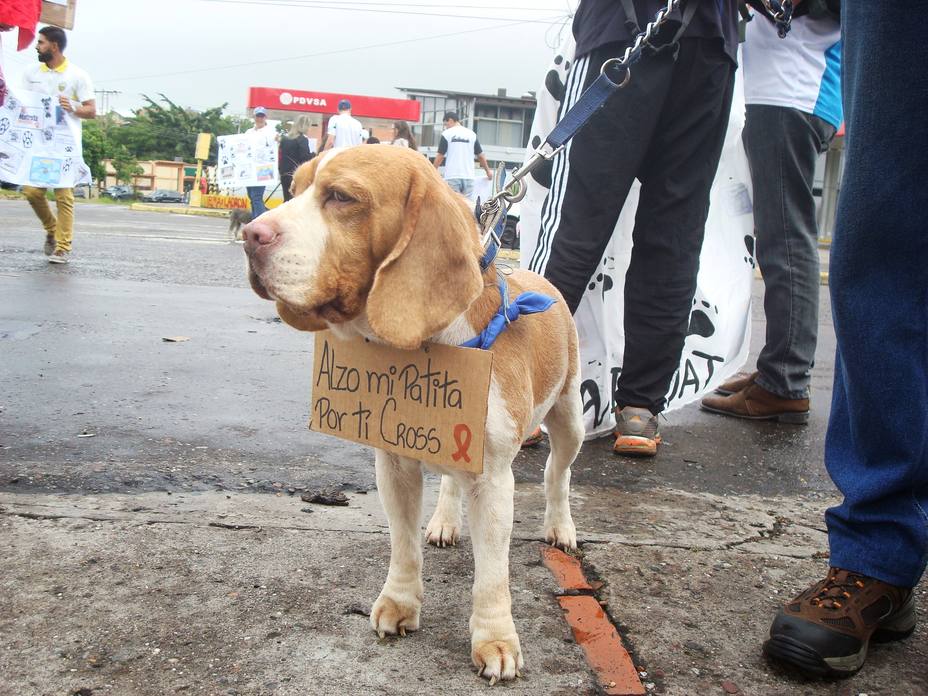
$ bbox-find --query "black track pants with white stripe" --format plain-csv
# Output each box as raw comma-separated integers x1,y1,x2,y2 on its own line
530,38,735,415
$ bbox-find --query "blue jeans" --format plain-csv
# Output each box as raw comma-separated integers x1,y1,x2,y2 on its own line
824,0,928,588
744,106,835,399
246,186,267,217
445,178,474,197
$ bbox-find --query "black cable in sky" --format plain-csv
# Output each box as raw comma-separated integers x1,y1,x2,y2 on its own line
202,0,565,9
97,15,567,84
201,0,562,23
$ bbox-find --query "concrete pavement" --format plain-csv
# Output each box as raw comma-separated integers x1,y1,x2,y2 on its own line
1,199,924,696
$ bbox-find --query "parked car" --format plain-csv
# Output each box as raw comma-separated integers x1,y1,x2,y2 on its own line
141,189,184,203
102,184,135,200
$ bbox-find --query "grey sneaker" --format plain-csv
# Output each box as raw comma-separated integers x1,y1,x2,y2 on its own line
48,249,70,264
44,235,55,256
613,406,661,457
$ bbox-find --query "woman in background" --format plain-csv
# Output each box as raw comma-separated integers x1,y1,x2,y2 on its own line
390,120,417,151
279,115,314,201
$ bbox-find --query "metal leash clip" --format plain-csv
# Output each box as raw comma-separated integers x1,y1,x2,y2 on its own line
760,0,794,38
479,142,562,250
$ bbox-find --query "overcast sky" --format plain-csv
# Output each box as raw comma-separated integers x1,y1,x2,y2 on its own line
1,0,577,116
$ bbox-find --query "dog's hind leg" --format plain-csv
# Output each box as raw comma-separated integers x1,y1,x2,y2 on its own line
425,474,462,547
370,450,424,638
541,376,583,550
465,464,524,684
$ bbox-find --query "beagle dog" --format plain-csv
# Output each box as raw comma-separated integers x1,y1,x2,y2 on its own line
243,146,583,684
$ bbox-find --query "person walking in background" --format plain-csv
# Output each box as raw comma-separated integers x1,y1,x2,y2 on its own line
432,111,492,197
279,115,314,202
21,26,96,265
390,120,417,150
323,99,363,150
529,0,738,456
701,1,841,424
762,0,926,678
244,106,276,217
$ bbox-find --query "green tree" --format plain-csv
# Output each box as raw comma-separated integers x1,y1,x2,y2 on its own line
80,114,140,188
110,94,244,164
81,118,109,183
111,145,142,185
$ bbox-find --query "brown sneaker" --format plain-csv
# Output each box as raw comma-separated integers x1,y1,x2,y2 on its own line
613,406,661,457
714,370,756,396
48,249,70,264
700,381,809,423
763,568,916,677
43,235,55,256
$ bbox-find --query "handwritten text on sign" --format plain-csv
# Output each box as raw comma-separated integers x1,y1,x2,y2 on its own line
310,332,493,473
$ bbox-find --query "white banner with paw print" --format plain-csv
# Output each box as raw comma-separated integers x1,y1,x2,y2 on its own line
0,88,91,188
520,34,755,439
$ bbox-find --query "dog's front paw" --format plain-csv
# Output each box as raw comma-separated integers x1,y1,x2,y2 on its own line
544,510,577,550
370,593,420,638
472,636,523,685
425,513,461,548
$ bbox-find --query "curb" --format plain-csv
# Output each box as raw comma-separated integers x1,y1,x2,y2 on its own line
129,203,230,218
541,545,646,696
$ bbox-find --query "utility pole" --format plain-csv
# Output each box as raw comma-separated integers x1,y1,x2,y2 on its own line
94,89,121,191
94,89,121,116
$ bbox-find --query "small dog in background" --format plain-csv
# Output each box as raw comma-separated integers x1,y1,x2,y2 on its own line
228,208,252,242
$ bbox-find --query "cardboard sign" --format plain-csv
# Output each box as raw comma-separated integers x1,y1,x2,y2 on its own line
310,331,493,473
40,0,76,29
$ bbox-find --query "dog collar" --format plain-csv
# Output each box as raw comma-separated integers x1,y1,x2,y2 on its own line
460,276,556,350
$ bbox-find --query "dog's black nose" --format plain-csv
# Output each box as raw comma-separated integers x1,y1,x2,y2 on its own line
243,221,279,253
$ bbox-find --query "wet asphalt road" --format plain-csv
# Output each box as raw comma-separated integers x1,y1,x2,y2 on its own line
0,199,838,501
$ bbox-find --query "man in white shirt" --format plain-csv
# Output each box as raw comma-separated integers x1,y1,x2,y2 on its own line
702,3,841,422
244,106,277,217
21,26,96,264
433,111,492,197
323,99,363,150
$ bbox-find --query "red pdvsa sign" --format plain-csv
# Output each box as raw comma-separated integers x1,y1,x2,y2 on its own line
248,87,421,122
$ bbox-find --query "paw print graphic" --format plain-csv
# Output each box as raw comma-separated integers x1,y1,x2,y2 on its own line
687,299,719,338
586,256,615,299
530,54,572,189
0,117,8,135
22,131,33,148
528,135,554,188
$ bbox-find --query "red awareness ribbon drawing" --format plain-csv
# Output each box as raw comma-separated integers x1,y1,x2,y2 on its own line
451,424,472,463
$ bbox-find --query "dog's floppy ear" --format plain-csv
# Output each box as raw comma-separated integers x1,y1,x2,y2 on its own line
367,168,483,350
291,159,317,197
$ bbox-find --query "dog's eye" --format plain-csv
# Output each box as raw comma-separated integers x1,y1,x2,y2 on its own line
329,190,354,204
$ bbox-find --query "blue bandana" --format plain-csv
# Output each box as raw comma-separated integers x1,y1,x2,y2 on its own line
460,276,556,350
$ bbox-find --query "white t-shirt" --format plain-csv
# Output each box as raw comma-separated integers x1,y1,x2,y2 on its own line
438,124,482,180
245,122,278,145
21,58,94,136
743,13,842,128
327,112,364,148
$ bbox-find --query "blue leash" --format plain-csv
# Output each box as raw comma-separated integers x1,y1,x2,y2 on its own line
480,0,793,222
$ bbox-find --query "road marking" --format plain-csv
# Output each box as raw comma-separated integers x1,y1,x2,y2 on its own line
77,232,231,245
541,545,646,696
